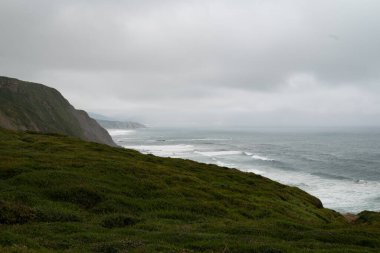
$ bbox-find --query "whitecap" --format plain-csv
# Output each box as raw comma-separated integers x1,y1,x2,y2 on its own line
240,167,266,175
216,160,235,167
356,179,368,184
251,154,274,161
123,144,194,157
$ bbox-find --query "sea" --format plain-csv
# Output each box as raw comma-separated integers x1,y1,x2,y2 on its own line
108,127,380,214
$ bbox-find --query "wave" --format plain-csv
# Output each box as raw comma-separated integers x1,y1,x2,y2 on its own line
123,144,194,157
215,160,235,168
194,150,242,157
356,179,369,184
195,150,275,162
164,138,231,142
251,154,274,161
311,172,352,181
243,167,380,213
107,129,135,136
239,167,267,175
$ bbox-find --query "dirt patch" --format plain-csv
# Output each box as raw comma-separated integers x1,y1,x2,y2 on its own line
343,213,359,223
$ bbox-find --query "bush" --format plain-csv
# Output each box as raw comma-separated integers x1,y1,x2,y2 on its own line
0,201,36,224
357,211,380,225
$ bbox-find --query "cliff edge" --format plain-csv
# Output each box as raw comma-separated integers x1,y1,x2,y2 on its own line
0,76,116,146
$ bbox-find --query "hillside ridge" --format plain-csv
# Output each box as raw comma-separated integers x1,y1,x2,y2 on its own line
0,76,116,146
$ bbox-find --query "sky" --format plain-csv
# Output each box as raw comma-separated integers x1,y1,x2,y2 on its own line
1,0,380,127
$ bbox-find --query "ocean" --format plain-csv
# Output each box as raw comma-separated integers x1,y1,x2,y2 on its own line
108,127,380,214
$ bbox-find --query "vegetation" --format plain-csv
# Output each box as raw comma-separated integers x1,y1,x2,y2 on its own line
0,128,379,252
0,76,115,146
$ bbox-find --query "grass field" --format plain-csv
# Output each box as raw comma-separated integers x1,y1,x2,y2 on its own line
0,128,379,252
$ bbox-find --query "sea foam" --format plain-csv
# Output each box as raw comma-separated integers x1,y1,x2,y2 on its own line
123,144,194,157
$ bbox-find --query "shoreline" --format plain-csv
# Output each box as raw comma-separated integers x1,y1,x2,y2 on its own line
118,144,378,216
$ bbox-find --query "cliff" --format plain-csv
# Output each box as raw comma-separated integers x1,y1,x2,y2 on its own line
0,76,116,146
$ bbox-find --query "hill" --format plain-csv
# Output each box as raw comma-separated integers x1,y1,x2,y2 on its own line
0,127,379,252
0,76,116,146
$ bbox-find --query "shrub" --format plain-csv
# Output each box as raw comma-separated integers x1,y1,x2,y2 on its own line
0,201,36,224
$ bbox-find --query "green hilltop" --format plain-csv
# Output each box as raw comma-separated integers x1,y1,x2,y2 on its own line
0,128,379,253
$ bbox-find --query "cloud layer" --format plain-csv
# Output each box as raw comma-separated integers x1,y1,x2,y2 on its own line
1,0,380,126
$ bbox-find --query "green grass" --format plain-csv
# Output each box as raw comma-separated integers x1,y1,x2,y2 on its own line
0,128,379,252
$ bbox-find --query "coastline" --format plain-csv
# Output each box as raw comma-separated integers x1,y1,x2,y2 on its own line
109,127,380,214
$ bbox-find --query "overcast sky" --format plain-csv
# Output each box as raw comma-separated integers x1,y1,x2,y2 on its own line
1,0,380,127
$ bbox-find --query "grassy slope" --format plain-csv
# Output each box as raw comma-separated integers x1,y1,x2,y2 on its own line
0,77,84,137
0,128,379,253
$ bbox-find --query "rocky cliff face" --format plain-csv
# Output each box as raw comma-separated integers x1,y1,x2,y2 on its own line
0,76,116,146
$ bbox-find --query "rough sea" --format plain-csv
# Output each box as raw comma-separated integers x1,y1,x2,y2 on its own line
108,127,380,213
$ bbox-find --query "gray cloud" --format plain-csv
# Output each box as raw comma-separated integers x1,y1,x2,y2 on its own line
1,0,380,126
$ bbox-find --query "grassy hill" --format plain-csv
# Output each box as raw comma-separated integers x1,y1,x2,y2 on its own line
0,128,379,252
